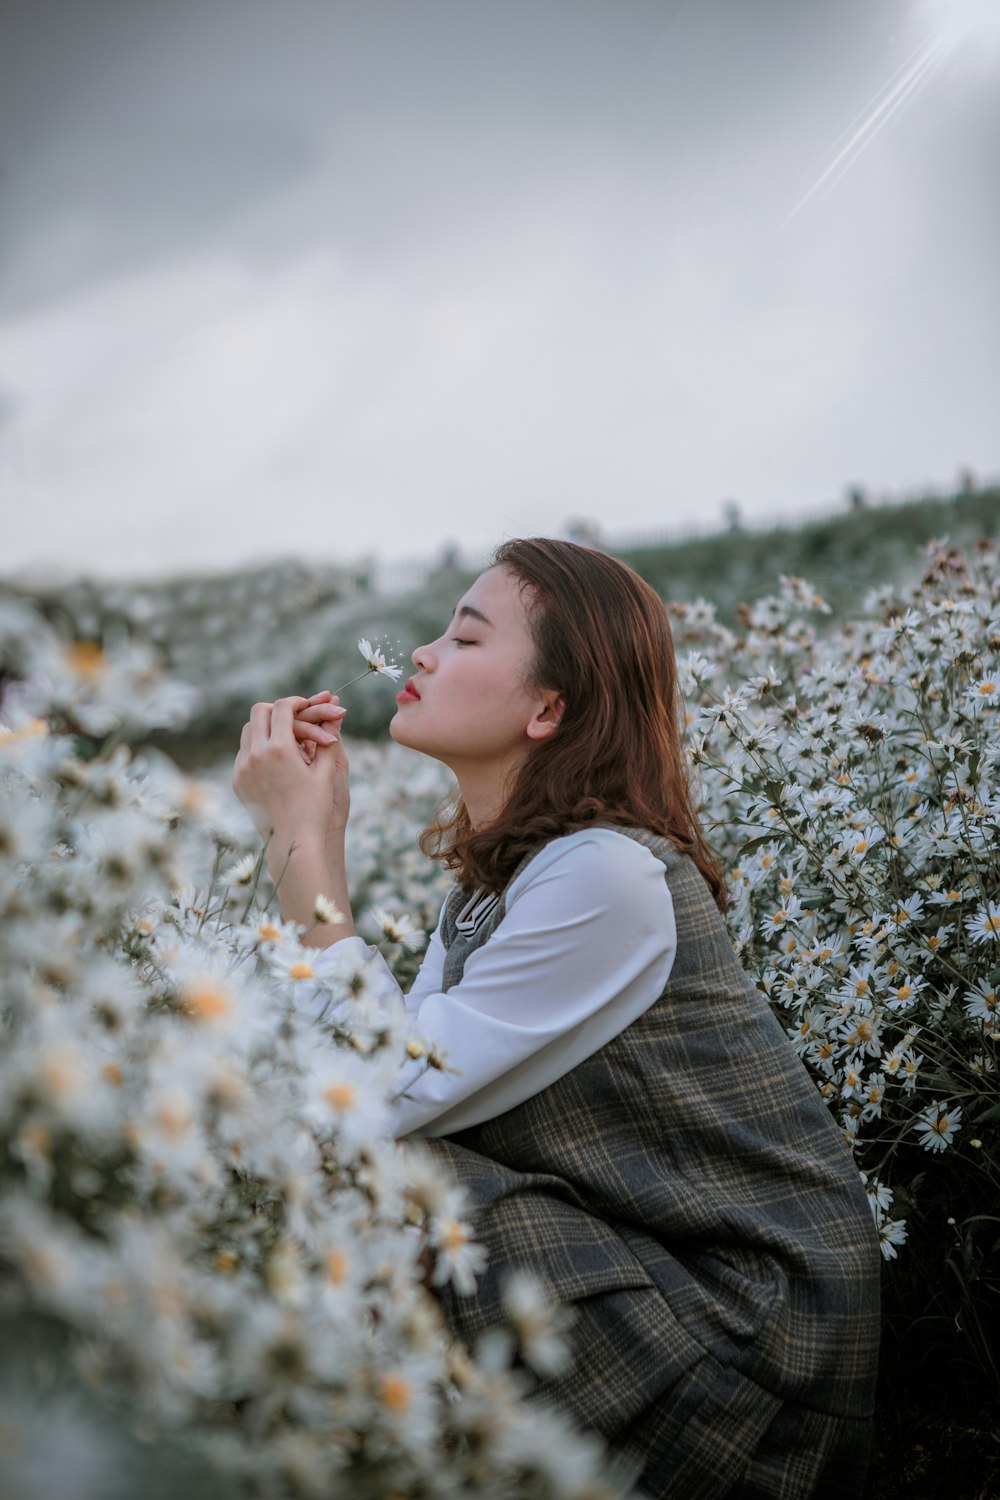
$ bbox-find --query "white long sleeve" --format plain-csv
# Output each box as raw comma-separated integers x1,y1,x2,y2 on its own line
302,828,676,1139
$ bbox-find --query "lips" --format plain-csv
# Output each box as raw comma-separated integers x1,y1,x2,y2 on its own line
396,678,421,703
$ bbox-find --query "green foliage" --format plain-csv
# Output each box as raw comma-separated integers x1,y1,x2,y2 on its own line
673,540,1000,1492
618,486,1000,619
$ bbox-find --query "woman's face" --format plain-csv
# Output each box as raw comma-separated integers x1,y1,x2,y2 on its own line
388,565,563,777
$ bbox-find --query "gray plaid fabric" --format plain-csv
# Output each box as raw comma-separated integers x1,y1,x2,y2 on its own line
421,827,881,1499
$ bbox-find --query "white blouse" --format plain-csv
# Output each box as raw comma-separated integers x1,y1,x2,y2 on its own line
298,827,677,1139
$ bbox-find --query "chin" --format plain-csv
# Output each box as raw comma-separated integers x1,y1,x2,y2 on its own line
388,712,418,749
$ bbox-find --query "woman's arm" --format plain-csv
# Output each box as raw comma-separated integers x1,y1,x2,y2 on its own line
308,828,677,1139
233,692,358,950
263,827,356,952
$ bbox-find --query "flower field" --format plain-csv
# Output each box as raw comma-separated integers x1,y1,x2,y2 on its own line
2,528,998,1494
0,607,617,1497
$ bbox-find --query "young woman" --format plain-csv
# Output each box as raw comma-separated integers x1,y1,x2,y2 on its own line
232,539,881,1500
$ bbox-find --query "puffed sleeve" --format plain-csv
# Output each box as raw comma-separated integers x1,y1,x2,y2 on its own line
296,829,675,1139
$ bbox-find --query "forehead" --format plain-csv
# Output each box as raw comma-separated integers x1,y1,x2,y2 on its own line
454,565,531,624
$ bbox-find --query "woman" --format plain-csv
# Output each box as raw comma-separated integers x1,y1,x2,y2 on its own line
232,539,881,1500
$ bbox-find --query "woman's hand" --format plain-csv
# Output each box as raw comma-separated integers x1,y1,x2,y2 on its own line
288,691,344,765
232,691,350,850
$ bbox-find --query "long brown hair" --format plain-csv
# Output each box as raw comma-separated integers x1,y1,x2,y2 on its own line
420,538,727,910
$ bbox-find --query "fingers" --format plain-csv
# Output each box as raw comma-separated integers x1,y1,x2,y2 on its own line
244,695,346,752
297,703,347,725
248,701,273,747
293,719,338,746
285,699,348,749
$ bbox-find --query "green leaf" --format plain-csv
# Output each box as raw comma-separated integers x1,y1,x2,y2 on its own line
736,833,780,858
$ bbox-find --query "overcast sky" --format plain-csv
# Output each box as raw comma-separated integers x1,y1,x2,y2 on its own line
1,0,998,582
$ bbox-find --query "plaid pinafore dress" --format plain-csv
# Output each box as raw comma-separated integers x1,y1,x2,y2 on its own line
420,827,880,1500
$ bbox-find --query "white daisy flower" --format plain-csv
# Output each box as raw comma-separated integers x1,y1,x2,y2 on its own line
300,1050,393,1154
357,638,403,680
914,1100,962,1153
964,901,1000,945
964,675,999,706
428,1212,488,1297
367,904,427,951
963,983,998,1023
313,892,346,926
878,1216,908,1261
501,1270,575,1377
221,852,258,886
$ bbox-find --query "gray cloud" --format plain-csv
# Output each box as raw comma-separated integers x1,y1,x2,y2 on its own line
0,0,997,579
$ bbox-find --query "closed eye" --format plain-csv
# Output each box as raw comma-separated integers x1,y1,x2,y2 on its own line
450,637,476,646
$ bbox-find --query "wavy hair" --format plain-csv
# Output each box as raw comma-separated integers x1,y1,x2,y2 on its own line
419,537,727,910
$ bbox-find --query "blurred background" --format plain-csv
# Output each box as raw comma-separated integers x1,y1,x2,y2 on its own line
1,0,998,752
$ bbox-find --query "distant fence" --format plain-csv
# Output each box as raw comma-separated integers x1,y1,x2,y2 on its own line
369,474,998,595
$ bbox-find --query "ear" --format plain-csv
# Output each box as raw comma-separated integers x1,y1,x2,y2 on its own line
525,689,565,742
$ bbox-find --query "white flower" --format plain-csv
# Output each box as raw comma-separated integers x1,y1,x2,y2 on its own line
300,1049,394,1154
878,1216,908,1261
861,1173,893,1214
428,1213,488,1297
501,1270,575,1377
914,1100,963,1153
964,983,998,1022
964,901,1000,945
367,904,427,951
313,892,346,926
357,638,403,680
264,945,322,985
964,675,1000,707
221,852,258,886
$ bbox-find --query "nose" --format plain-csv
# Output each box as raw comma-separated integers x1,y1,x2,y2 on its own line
411,641,434,671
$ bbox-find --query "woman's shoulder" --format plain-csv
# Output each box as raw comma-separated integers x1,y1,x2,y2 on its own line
507,825,674,903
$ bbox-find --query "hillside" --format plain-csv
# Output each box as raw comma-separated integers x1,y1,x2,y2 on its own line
2,484,997,762
616,484,1000,618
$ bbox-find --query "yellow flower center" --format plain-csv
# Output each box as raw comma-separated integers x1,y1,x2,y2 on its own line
0,717,49,743
66,640,106,680
441,1221,467,1252
378,1374,411,1414
156,1103,192,1138
326,1249,349,1285
182,981,233,1021
39,1052,80,1096
19,1123,52,1156
324,1082,357,1112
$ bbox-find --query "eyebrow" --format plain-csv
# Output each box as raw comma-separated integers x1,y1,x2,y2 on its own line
451,604,494,627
